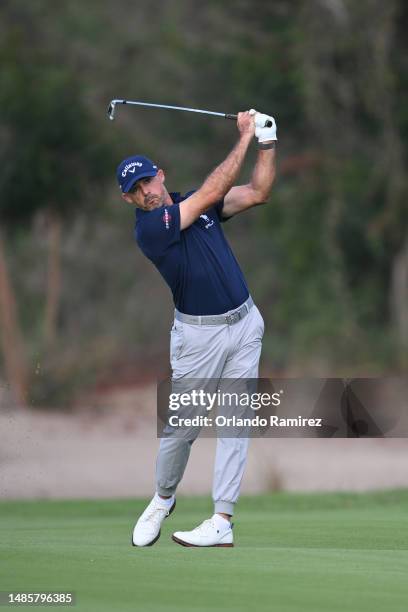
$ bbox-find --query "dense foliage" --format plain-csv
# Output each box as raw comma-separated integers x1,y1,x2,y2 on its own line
0,0,406,404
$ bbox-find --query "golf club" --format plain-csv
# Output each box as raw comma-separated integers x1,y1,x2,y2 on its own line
107,99,273,127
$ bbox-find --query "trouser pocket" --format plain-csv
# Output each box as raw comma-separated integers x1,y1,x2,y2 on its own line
170,319,184,361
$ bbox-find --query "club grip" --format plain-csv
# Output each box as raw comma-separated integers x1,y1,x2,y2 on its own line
225,113,272,128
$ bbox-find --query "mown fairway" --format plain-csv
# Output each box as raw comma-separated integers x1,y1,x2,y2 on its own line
1,491,407,612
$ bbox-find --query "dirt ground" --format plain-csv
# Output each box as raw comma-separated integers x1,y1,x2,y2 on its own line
1,385,408,500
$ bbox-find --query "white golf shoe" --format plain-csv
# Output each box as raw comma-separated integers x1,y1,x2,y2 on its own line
172,515,234,547
132,495,176,547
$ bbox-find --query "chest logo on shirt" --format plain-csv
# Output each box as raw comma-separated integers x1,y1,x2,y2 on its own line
199,214,214,229
162,209,171,229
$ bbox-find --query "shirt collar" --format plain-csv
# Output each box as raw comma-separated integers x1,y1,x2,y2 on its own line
135,191,191,219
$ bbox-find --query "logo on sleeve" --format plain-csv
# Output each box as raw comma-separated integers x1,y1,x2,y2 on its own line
162,209,171,229
199,214,214,229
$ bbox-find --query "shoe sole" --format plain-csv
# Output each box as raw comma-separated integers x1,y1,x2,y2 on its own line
171,534,234,548
131,499,176,547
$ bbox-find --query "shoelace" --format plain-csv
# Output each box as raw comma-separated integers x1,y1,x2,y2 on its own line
143,503,169,523
193,519,216,533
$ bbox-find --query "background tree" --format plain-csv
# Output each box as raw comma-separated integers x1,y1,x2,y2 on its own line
0,25,114,404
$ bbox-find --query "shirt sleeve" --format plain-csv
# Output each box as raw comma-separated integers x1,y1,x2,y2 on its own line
136,204,181,258
214,198,231,223
183,190,231,222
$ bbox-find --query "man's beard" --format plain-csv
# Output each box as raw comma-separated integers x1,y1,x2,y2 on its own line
143,193,163,210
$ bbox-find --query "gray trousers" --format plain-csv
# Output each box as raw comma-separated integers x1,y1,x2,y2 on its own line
156,301,264,516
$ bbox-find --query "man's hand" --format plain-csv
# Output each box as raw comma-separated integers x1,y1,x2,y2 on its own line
249,109,277,143
237,110,256,140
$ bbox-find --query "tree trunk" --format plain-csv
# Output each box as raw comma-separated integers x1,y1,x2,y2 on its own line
0,229,28,406
391,238,408,350
44,212,62,348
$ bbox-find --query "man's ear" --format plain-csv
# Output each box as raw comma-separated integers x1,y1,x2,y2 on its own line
121,193,133,205
157,169,165,183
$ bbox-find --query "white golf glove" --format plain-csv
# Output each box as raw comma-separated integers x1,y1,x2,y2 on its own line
249,109,277,143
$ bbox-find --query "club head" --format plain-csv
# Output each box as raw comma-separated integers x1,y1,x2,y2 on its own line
107,101,116,120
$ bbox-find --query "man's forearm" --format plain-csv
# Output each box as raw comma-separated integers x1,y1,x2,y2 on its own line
200,133,253,202
249,147,276,201
179,112,255,229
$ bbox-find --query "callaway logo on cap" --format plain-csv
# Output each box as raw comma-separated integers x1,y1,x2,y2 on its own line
116,155,158,193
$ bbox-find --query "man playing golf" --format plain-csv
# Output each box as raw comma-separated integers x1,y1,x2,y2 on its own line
117,109,276,547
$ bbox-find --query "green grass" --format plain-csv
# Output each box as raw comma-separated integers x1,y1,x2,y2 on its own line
1,491,408,612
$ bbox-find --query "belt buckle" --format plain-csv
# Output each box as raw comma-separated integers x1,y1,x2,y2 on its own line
226,311,241,325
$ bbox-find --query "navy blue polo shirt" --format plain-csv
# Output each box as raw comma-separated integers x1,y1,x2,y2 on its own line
134,191,249,315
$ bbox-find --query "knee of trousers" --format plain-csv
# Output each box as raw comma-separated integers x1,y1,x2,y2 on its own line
156,438,195,492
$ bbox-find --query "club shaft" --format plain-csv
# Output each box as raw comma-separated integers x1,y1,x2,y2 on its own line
107,99,272,127
108,99,236,121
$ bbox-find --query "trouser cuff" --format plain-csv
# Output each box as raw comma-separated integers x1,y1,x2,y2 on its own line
156,485,177,497
214,500,235,516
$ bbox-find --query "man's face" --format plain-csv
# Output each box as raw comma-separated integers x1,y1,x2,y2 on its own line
122,169,167,211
